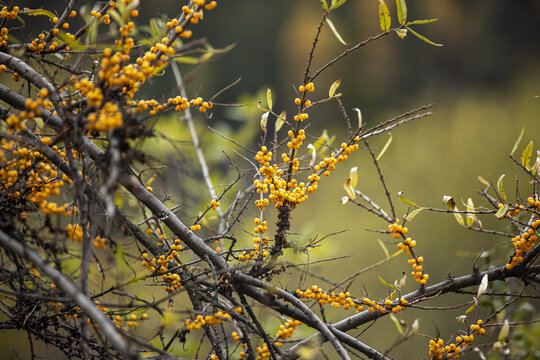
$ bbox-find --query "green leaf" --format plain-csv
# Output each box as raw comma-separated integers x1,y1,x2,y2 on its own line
175,56,199,64
329,0,347,11
495,204,508,219
406,27,443,46
398,191,418,207
266,88,273,111
391,249,404,258
24,8,57,18
378,0,391,32
497,174,506,201
498,319,509,342
389,314,404,335
320,0,329,11
405,207,424,222
395,0,407,25
275,110,286,132
376,133,393,160
510,126,524,155
326,18,347,45
521,140,533,168
377,239,389,258
378,276,396,290
406,18,438,25
329,79,341,97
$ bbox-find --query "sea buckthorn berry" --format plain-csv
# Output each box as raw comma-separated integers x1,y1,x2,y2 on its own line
294,98,301,105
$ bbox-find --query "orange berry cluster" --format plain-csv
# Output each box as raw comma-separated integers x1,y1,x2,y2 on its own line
112,313,148,330
184,310,232,330
0,6,19,20
428,320,485,359
506,219,539,270
66,224,108,248
238,218,270,261
295,285,408,314
390,220,429,285
251,318,303,359
87,102,123,131
286,129,306,151
527,196,540,212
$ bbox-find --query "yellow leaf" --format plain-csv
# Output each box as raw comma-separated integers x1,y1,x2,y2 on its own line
266,88,273,111
395,0,407,25
349,166,358,188
378,0,391,32
260,112,269,132
329,79,341,97
454,211,465,227
389,314,404,335
275,110,286,132
466,198,474,227
376,133,393,160
326,18,347,45
344,177,355,200
477,176,490,190
521,140,533,168
497,174,506,201
377,239,389,257
510,126,524,156
398,191,418,207
353,108,362,129
406,207,424,222
442,195,456,210
498,319,509,342
495,204,508,219
307,144,317,166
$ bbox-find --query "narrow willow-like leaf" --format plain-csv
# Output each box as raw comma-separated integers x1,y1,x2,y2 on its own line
521,140,533,168
467,214,482,229
477,274,488,298
256,102,269,112
407,27,443,46
406,207,424,222
353,108,362,129
398,191,418,207
466,198,474,227
377,239,389,258
326,18,347,45
329,79,342,97
330,0,347,11
530,151,540,175
465,299,477,314
498,319,509,342
25,8,56,18
350,166,358,188
320,0,329,11
391,249,404,258
266,88,273,111
378,0,391,32
395,0,407,25
497,174,506,201
477,176,490,190
510,126,524,156
389,314,404,335
344,178,355,200
376,133,393,160
275,110,285,132
260,111,269,132
378,276,396,290
175,56,199,64
406,18,438,25
307,143,316,166
495,204,508,219
454,211,465,227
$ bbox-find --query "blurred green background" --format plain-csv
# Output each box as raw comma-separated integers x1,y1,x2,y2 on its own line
3,0,540,358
